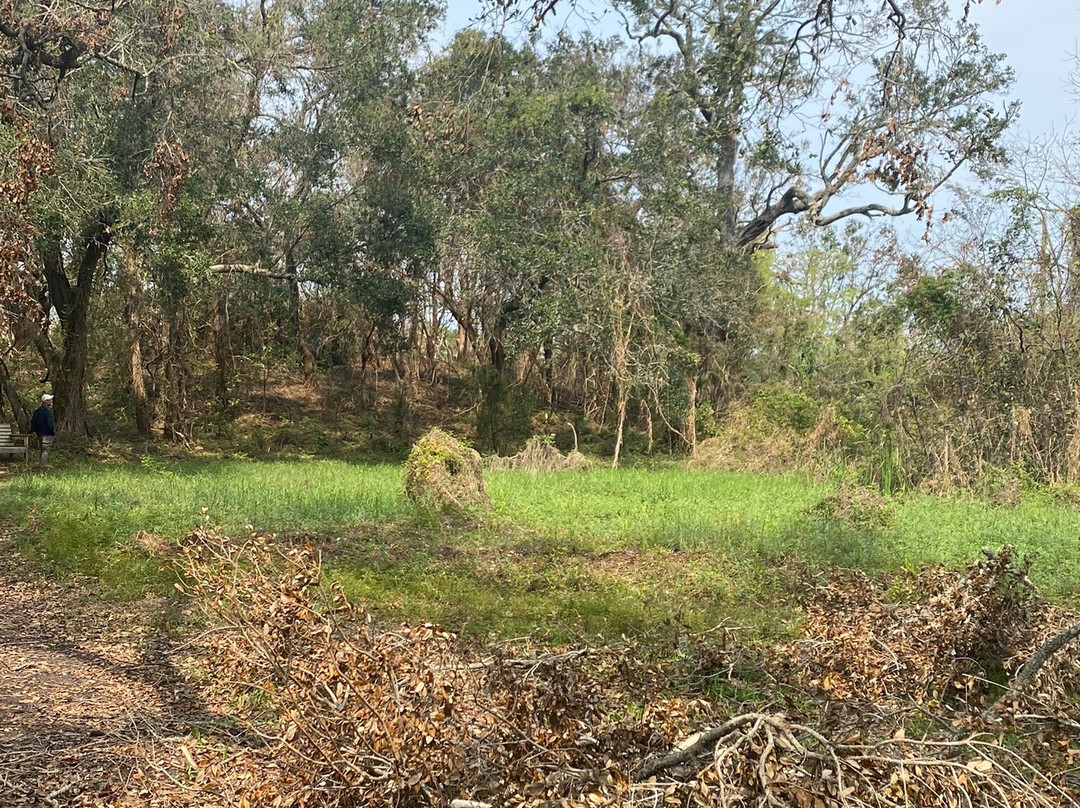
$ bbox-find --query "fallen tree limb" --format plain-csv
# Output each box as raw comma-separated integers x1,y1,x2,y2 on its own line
983,618,1080,718
634,711,1078,807
634,713,767,781
1010,619,1080,695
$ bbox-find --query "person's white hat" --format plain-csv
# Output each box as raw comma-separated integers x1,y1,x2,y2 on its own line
41,393,54,402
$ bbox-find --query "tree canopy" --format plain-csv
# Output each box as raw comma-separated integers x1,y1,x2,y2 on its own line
6,0,1079,484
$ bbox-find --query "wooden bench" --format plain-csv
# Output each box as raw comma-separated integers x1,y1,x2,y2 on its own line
0,423,30,465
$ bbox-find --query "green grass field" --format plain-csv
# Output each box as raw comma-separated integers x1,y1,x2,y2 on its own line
3,458,1079,640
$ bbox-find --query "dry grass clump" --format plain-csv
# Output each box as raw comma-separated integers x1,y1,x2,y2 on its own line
804,485,896,531
690,404,854,475
403,428,490,511
487,435,591,473
690,422,801,474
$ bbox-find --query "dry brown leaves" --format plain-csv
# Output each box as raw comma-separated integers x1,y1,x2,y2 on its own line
777,547,1077,712
175,528,698,807
173,530,1080,808
3,516,1078,808
0,117,52,322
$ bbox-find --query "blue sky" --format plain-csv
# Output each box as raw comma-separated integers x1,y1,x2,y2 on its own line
962,0,1079,138
438,0,1080,141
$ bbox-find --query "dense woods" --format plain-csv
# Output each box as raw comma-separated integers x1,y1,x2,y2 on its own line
1,0,1076,485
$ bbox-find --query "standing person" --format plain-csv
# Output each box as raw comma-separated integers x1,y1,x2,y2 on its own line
30,393,55,469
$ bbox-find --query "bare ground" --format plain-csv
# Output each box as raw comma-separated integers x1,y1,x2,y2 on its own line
0,532,253,807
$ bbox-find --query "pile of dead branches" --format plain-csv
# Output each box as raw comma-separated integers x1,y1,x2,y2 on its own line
175,531,1080,808
778,546,1080,713
176,528,691,807
619,712,1077,808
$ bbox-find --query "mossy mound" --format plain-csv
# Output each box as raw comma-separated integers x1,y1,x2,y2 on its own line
804,485,896,531
404,428,490,511
487,435,592,473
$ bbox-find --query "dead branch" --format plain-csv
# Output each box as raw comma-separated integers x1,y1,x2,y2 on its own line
1009,618,1080,696
637,711,1075,808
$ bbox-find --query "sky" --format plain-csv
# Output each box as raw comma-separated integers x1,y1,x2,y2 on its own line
436,1,1079,253
437,0,1080,142
961,0,1079,139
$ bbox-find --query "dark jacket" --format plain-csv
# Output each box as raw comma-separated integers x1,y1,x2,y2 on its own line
30,404,55,437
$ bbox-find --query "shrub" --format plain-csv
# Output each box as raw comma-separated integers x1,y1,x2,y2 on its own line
752,384,821,433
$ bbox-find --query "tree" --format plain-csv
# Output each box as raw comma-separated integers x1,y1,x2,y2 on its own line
0,111,52,429
0,0,118,431
214,0,439,384
0,0,244,434
415,32,627,374
616,0,1014,250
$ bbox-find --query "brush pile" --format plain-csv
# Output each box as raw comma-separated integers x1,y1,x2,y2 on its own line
487,435,590,472
176,531,1080,808
780,546,1044,704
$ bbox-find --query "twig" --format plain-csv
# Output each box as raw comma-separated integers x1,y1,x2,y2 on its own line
43,778,80,807
635,713,767,781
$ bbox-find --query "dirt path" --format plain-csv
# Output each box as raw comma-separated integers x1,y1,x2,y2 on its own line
0,534,253,806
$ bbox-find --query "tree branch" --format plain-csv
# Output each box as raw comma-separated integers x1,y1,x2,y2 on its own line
635,713,766,781
210,264,292,281
1009,619,1080,697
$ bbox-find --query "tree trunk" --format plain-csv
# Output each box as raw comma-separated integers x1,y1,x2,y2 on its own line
211,282,234,415
542,344,554,407
456,323,470,363
612,298,630,470
686,372,698,456
428,286,439,378
487,329,506,375
716,128,739,245
122,250,152,438
487,296,521,375
0,357,29,432
285,256,315,383
400,310,420,438
160,318,179,440
160,313,192,442
612,388,627,470
38,212,113,436
642,398,653,456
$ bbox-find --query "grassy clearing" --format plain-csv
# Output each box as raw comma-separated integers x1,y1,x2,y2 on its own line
890,494,1080,598
1,459,405,596
3,459,1080,638
331,470,1080,639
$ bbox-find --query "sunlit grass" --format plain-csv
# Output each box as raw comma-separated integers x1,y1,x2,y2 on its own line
5,458,405,533
1,459,406,596
486,468,828,553
3,459,1079,637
